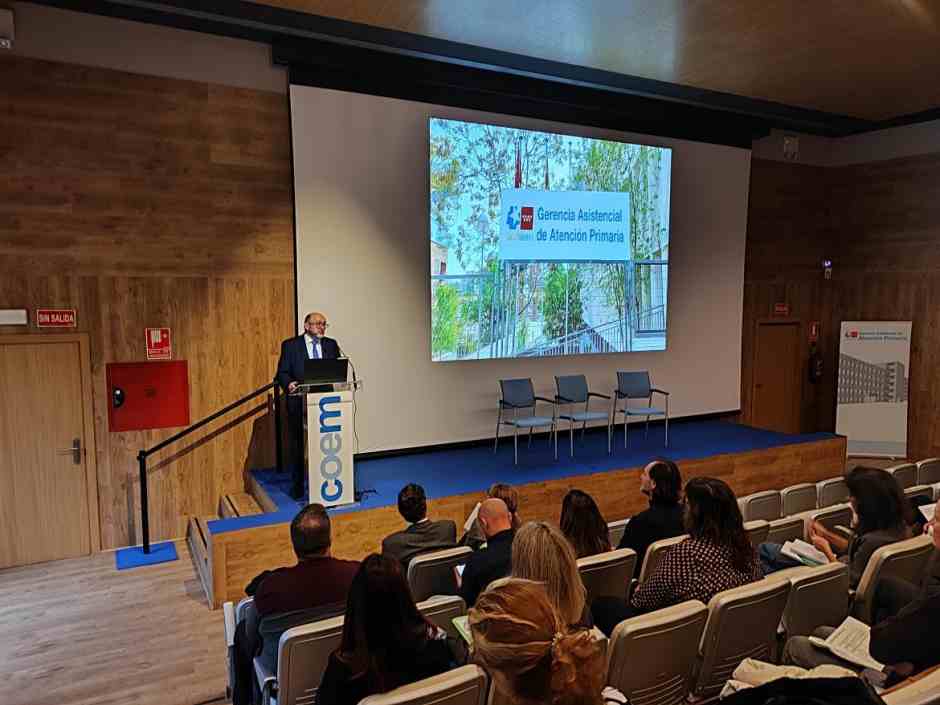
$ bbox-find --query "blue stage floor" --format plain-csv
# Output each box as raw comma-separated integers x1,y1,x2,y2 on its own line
207,420,835,535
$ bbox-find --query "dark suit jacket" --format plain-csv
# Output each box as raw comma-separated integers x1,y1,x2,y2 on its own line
276,333,340,412
617,499,685,577
459,529,514,608
382,519,458,571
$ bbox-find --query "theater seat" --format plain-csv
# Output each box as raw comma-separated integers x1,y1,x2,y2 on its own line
886,463,918,490
606,600,708,705
780,483,818,516
916,458,940,486
765,516,805,545
791,503,853,540
743,520,770,549
577,548,636,603
358,665,489,705
739,490,782,522
765,562,850,644
637,535,688,585
407,546,473,602
416,595,467,642
607,518,630,548
816,476,849,507
692,578,791,699
852,534,934,624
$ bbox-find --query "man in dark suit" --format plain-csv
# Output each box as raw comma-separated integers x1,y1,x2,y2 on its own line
381,483,457,571
457,498,515,608
276,311,341,499
617,459,685,576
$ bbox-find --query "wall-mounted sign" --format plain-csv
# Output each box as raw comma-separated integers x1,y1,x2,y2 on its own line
36,308,76,327
145,328,171,360
773,302,790,317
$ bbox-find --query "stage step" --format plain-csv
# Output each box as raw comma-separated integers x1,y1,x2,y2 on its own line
220,492,263,519
186,516,214,607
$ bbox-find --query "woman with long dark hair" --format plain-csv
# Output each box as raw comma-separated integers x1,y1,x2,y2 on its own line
316,554,462,705
593,476,762,635
560,489,611,558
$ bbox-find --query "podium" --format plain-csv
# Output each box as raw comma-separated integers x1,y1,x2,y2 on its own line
295,380,363,507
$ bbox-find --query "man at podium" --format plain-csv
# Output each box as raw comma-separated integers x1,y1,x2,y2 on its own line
276,311,340,499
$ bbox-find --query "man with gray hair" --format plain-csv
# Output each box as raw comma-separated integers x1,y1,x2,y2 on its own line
458,498,515,607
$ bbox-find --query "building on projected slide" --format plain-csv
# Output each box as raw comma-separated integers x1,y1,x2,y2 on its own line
838,354,908,404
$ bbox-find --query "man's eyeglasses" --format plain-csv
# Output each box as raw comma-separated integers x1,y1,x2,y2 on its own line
310,320,329,328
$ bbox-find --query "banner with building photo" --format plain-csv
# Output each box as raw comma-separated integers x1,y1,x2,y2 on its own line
836,321,912,457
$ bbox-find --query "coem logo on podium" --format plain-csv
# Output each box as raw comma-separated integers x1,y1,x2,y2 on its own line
317,395,343,502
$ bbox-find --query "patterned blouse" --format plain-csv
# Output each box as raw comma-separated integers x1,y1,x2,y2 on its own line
631,537,763,612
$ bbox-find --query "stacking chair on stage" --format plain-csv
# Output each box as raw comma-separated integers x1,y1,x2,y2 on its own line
613,371,669,448
917,457,940,486
692,579,791,699
637,535,688,584
495,378,557,465
554,374,612,455
606,600,708,705
407,546,473,602
607,518,630,548
743,520,770,548
816,476,849,508
766,516,805,545
886,463,918,490
577,548,636,604
780,483,818,516
358,665,489,705
852,534,934,624
738,490,781,522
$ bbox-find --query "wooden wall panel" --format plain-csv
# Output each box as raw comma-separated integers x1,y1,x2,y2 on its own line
0,55,295,549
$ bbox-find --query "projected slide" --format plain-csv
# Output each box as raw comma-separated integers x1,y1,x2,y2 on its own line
430,118,671,361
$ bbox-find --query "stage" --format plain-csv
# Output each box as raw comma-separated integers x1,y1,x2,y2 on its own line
187,419,846,608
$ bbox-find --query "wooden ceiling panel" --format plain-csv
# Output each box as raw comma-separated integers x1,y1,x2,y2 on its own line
252,0,940,121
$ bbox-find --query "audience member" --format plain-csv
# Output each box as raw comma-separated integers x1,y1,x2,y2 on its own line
381,483,457,570
594,476,762,635
316,554,464,705
784,498,940,677
512,521,590,627
469,579,626,705
616,459,685,576
462,483,521,549
233,504,358,705
560,489,611,558
458,498,515,607
760,467,911,586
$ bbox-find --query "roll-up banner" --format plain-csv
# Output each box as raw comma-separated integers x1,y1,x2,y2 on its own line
836,321,912,457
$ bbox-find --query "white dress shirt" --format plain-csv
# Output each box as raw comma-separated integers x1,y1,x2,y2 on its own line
304,333,322,360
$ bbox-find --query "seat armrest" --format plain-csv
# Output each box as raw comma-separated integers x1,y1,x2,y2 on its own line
534,396,556,405
650,388,670,396
588,392,611,400
555,395,575,403
833,525,854,541
499,399,528,409
253,657,277,702
223,601,237,649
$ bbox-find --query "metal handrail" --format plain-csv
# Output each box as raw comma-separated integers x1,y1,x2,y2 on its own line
137,379,283,553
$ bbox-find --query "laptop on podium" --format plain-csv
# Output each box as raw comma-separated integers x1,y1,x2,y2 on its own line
303,358,349,389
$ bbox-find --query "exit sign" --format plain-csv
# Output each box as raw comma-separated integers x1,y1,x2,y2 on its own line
36,308,76,327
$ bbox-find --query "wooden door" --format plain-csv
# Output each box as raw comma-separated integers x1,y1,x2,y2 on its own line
0,337,97,567
752,321,802,434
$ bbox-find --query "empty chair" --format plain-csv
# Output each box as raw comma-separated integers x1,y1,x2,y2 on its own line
817,476,849,507
917,458,940,486
415,595,466,642
767,563,850,642
495,378,557,464
886,463,918,490
692,579,792,699
905,484,934,501
780,483,818,516
613,371,670,448
739,490,782,522
407,546,473,602
607,518,630,548
255,613,345,705
852,534,934,624
637,534,688,584
358,665,489,705
766,516,805,545
577,548,637,604
606,600,708,705
743,520,770,549
554,374,612,455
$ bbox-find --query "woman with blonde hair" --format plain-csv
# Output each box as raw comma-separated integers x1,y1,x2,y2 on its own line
469,579,625,705
511,521,589,627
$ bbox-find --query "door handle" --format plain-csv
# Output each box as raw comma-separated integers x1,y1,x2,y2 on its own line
56,438,82,465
